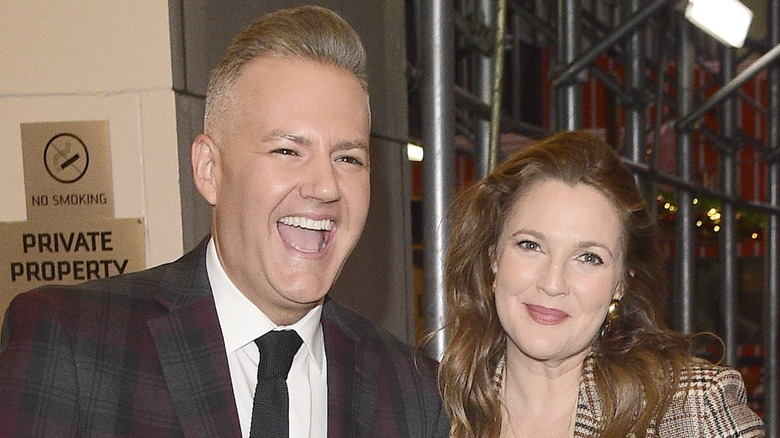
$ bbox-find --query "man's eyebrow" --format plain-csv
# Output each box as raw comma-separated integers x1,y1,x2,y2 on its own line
264,130,368,152
333,139,369,152
262,130,311,146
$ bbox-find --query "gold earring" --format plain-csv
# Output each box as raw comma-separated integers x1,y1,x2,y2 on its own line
600,299,621,338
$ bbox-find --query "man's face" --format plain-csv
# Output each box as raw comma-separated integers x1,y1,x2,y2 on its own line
193,57,371,325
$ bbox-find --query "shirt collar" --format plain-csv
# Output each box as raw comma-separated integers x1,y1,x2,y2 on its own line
207,237,325,372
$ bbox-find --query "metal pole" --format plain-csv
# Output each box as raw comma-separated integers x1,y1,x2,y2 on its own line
677,43,780,130
624,0,647,191
420,0,455,361
508,0,556,42
763,0,780,432
474,0,495,179
557,0,581,130
551,0,676,89
454,85,548,138
488,0,507,172
719,46,739,367
674,13,695,334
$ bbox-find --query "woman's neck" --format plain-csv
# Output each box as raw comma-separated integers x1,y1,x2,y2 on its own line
500,348,586,437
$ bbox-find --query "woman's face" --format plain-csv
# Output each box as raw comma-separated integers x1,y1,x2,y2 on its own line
493,180,625,368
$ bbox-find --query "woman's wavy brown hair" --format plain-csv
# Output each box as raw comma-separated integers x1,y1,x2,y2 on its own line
439,131,696,437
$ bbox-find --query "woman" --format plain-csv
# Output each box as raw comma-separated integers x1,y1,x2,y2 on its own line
439,131,764,437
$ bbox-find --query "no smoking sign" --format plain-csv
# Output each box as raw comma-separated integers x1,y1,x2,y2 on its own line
44,133,90,183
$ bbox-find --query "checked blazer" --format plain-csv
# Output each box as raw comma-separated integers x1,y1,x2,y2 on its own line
0,240,449,437
495,355,764,437
574,356,764,437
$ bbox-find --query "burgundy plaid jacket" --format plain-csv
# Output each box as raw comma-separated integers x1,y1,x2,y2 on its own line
0,241,448,437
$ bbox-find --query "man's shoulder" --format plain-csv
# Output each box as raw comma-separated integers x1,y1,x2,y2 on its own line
5,263,167,333
322,298,408,348
14,257,174,304
6,245,207,325
321,298,439,371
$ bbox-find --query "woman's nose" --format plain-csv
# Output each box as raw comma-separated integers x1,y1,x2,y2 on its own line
537,260,567,296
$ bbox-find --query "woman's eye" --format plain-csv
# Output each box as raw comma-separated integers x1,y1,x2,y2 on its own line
579,252,604,265
518,240,540,251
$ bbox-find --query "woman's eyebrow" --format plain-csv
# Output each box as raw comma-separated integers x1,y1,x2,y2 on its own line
576,241,615,258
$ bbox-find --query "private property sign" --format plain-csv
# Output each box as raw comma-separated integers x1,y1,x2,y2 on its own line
0,219,145,317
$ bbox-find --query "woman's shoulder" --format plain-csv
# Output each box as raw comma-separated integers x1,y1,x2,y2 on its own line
680,360,743,387
662,360,764,437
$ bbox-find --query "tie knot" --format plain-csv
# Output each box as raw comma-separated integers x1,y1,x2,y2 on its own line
255,330,303,379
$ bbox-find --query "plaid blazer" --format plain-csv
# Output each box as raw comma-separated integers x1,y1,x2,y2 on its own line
496,355,764,437
575,356,764,437
0,241,448,437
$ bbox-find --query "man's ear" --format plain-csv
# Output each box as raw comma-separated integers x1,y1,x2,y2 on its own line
191,134,219,206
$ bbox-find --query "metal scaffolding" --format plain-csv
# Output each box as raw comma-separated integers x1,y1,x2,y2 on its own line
413,0,780,433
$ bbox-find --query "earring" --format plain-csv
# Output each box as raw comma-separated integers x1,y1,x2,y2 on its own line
600,299,621,339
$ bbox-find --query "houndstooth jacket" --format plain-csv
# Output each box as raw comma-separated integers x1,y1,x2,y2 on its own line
497,355,764,437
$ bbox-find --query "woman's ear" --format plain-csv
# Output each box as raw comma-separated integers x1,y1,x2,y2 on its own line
613,284,625,301
191,134,219,206
489,245,498,275
614,269,635,300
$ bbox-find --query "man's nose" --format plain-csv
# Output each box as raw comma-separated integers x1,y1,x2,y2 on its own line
299,155,341,202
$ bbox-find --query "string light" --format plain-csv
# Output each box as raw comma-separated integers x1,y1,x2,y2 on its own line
656,191,765,243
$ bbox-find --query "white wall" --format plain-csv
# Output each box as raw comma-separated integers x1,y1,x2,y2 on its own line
0,1,182,267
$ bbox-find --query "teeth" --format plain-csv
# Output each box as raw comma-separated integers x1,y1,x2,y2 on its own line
279,216,334,231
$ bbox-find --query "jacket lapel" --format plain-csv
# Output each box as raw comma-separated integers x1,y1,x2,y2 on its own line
147,242,241,438
575,356,603,436
322,300,378,437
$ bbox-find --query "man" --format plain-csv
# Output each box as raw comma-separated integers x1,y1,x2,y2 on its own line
0,6,448,437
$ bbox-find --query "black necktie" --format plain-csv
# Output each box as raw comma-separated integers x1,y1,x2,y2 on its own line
249,330,303,438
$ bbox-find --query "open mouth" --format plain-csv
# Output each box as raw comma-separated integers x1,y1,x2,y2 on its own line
277,216,334,253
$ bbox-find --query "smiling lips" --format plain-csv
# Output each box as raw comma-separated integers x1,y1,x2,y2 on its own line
277,216,334,253
525,303,570,325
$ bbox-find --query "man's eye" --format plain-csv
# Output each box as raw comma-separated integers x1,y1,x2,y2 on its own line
336,155,365,166
272,148,298,156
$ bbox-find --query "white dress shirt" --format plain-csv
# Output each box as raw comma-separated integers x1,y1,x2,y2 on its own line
207,239,328,438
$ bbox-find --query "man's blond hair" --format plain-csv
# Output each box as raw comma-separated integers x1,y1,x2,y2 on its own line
204,6,368,139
